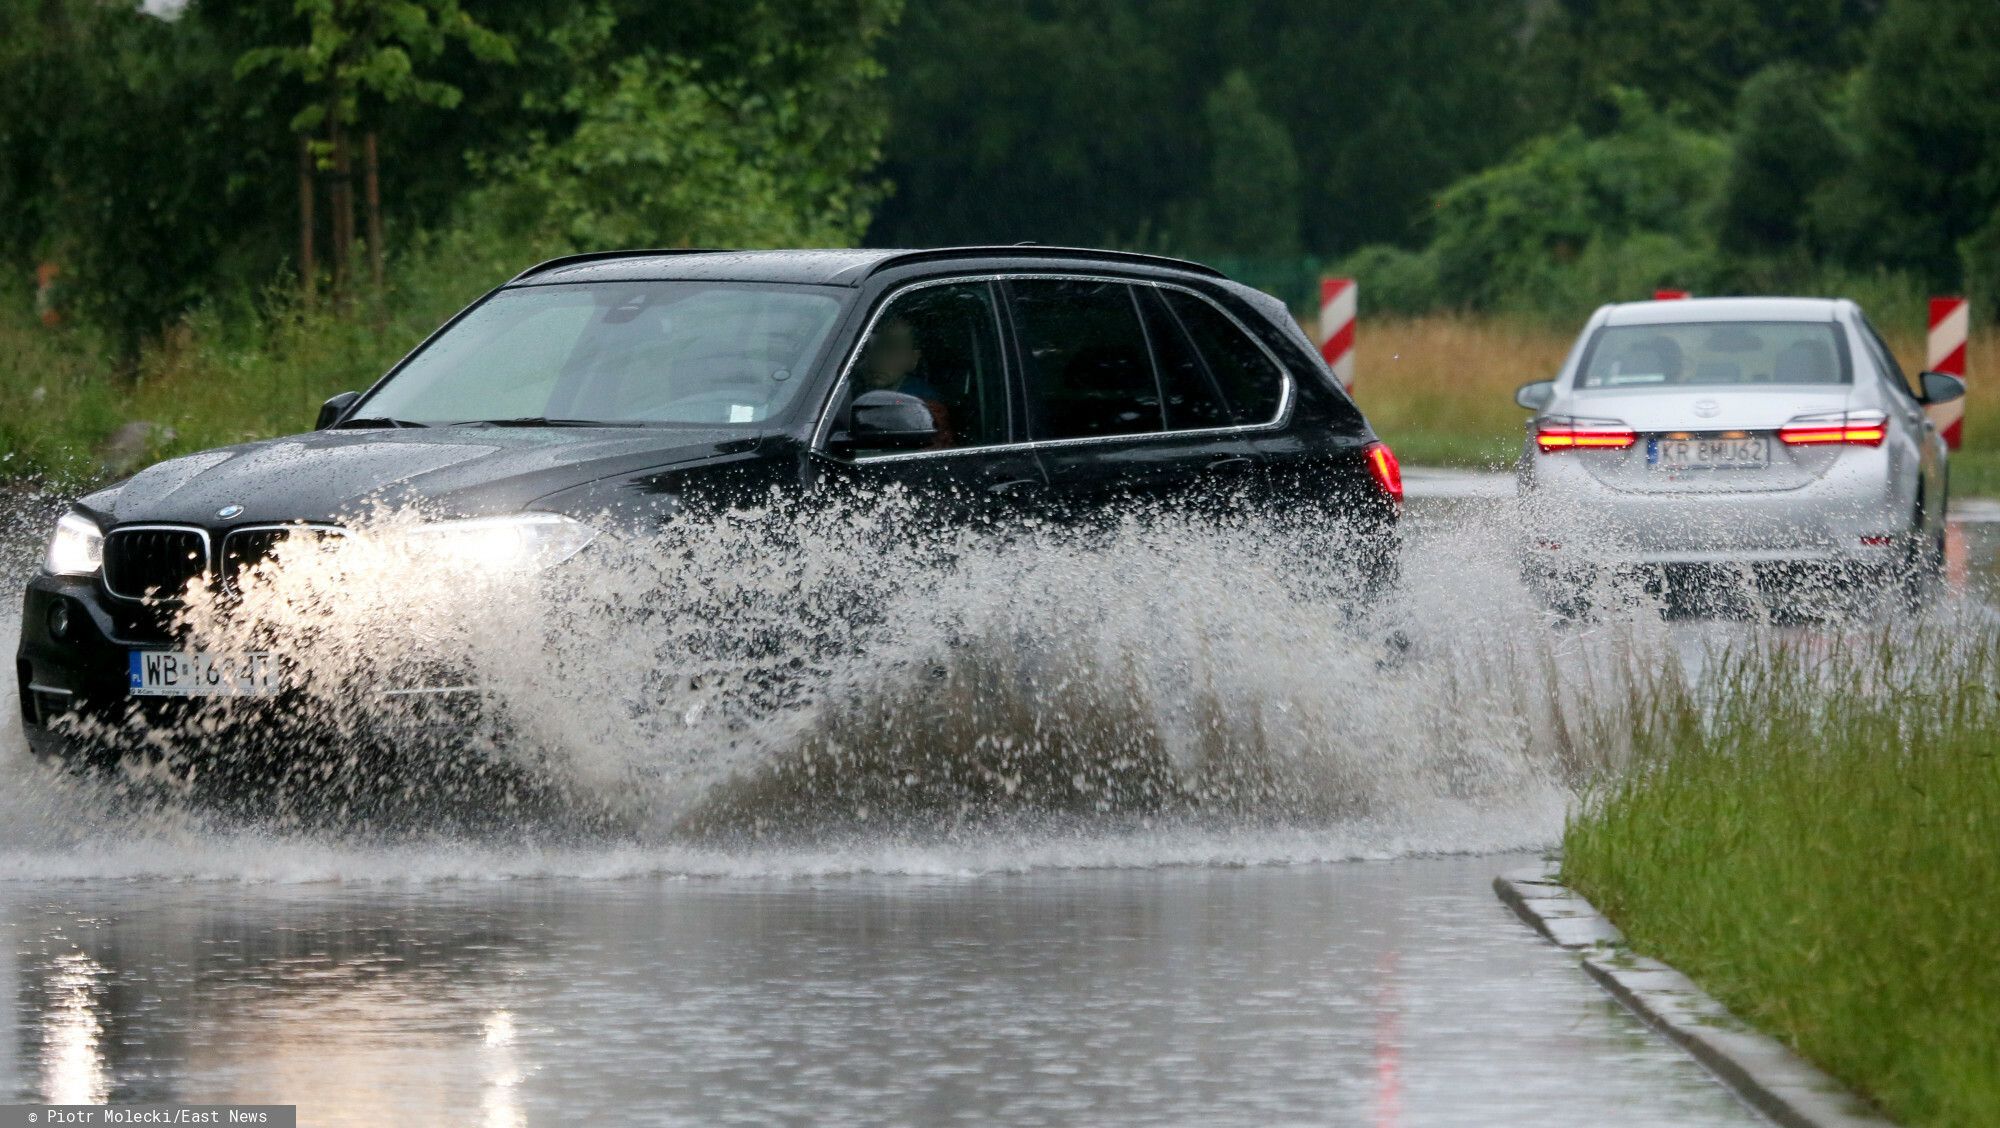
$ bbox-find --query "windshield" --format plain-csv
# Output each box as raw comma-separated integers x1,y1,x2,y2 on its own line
1576,321,1848,390
358,281,847,425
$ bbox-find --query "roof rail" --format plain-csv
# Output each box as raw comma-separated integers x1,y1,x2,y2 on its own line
507,248,728,284
866,245,1226,280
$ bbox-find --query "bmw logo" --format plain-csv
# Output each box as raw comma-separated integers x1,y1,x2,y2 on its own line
216,504,245,520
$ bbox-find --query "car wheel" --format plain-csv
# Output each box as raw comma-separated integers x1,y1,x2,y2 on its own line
1900,505,1944,610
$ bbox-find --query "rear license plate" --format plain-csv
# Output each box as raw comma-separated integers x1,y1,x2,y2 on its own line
1648,436,1771,470
128,651,280,697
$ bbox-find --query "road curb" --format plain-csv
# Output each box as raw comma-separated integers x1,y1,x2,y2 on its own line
1494,866,1897,1128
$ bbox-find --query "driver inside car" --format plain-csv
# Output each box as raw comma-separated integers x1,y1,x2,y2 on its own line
856,312,955,448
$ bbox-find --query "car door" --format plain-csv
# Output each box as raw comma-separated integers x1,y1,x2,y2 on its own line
809,278,1048,526
1002,276,1259,523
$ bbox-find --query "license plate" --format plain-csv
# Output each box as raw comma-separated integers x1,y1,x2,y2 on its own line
1648,435,1771,470
128,651,280,697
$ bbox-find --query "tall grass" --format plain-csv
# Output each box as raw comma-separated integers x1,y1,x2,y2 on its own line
1563,623,2000,1126
0,223,551,484
1348,315,1572,468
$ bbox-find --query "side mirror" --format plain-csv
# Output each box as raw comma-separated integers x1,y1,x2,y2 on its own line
1919,371,1966,406
1515,380,1556,411
841,389,938,451
317,390,361,430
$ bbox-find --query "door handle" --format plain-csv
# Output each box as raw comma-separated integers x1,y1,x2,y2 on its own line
985,478,1039,495
1204,456,1255,472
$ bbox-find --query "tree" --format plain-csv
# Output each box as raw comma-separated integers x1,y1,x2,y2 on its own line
1851,0,2000,283
1427,90,1728,309
478,1,900,249
235,0,515,304
1173,71,1300,257
1720,63,1847,252
1523,0,1883,128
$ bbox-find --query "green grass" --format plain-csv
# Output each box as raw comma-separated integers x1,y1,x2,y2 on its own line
1563,624,2000,1126
0,223,551,485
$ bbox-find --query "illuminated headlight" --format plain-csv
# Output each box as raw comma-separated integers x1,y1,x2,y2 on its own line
399,513,597,570
44,512,104,576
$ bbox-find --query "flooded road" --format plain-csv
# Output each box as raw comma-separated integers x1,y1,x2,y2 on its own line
4,477,1994,1124
0,855,1760,1127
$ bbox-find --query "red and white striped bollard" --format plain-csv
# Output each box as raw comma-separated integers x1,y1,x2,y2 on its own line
1319,278,1356,392
1928,296,1968,451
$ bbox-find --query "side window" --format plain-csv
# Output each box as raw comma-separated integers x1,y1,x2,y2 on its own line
1861,320,1922,402
846,282,1008,454
1159,289,1286,423
1137,287,1236,430
1007,279,1165,440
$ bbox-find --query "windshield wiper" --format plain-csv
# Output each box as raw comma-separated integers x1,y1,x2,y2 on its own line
448,417,630,428
334,416,430,429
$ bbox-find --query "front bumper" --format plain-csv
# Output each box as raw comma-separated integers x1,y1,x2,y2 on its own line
15,572,488,767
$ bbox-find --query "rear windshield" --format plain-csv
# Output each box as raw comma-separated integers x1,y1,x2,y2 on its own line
1576,321,1848,389
360,281,847,425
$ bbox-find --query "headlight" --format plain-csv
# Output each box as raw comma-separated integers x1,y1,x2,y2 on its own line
399,513,597,570
44,512,104,576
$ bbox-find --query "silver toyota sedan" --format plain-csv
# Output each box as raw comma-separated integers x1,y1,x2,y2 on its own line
1514,296,1965,608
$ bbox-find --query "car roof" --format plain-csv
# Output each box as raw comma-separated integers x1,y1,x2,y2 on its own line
505,246,1226,288
1602,296,1847,326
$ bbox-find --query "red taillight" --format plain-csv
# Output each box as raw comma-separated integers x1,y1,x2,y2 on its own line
1778,413,1887,446
1535,422,1637,452
1364,441,1402,504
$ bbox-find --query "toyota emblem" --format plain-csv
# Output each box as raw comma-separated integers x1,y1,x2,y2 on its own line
1692,399,1720,419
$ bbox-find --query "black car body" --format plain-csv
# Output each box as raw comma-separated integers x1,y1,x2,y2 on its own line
17,246,1401,766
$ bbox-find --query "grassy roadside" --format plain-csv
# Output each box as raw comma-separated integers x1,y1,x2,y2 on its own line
1562,625,2000,1126
0,225,547,484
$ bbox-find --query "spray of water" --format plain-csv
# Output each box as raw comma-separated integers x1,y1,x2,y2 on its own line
1,482,1968,881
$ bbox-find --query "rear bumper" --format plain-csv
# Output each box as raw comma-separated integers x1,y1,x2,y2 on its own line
1515,445,1912,567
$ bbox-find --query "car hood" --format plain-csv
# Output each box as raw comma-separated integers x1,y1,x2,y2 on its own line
91,426,764,527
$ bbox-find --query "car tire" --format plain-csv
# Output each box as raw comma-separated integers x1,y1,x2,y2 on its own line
1900,503,1945,611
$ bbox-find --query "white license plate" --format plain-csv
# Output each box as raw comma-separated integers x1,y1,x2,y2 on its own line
1649,436,1771,470
128,651,280,697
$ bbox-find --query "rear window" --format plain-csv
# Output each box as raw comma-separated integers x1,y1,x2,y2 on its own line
1577,322,1848,389
1157,289,1287,423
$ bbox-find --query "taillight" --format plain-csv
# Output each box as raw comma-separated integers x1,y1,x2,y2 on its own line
1364,441,1402,504
1777,411,1887,447
1535,418,1637,452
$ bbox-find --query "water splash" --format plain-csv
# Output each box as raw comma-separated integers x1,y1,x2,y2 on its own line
5,482,1947,882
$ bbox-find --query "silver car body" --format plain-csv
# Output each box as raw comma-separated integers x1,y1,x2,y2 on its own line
1517,297,1948,572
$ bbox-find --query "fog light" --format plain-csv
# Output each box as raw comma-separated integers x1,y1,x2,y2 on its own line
46,599,72,641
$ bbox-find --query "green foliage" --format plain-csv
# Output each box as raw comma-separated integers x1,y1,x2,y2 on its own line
869,0,1536,257
1854,0,2000,280
480,2,898,249
1720,64,1848,252
1336,245,1441,319
235,0,516,138
1565,624,2000,1125
1419,91,1728,312
0,3,281,352
1170,71,1301,258
1523,0,1879,127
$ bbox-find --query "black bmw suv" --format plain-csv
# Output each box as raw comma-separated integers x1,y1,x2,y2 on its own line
17,245,1401,764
